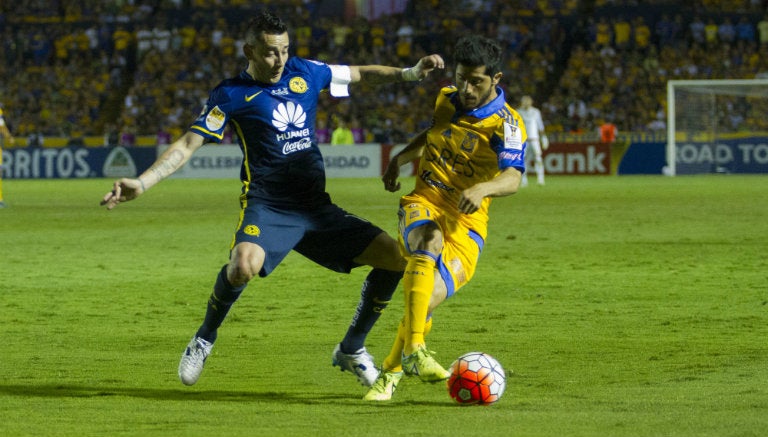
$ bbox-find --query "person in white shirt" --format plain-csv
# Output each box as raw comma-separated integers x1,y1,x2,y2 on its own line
517,95,548,186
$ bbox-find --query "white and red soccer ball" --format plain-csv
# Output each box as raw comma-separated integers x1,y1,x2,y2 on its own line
446,352,506,405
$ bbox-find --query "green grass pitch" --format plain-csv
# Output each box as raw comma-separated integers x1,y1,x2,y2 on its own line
0,175,766,437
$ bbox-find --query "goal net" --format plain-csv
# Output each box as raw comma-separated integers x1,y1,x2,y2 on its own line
666,79,768,175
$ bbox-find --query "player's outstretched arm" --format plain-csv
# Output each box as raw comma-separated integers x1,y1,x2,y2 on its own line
100,131,205,210
382,129,428,192
350,54,445,85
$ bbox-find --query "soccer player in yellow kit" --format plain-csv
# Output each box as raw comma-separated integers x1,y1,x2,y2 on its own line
365,35,527,401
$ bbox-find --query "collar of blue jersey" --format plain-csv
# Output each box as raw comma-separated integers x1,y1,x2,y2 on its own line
450,86,506,119
240,69,265,85
240,69,280,87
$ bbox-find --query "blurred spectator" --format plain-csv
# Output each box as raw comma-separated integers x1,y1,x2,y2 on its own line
613,16,631,50
646,115,666,132
718,18,736,44
654,14,676,47
595,16,612,47
704,18,719,46
690,16,706,45
27,130,44,148
104,123,119,147
331,116,355,146
633,16,651,53
156,128,172,146
599,119,618,143
119,124,135,147
735,16,756,42
758,14,768,45
350,117,367,143
136,24,154,59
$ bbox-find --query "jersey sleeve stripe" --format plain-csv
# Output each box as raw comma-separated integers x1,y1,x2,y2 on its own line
190,125,225,140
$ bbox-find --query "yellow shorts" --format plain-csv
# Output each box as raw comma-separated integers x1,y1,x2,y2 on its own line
398,193,485,297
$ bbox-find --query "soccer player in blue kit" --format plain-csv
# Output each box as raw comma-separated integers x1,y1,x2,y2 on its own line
101,11,444,387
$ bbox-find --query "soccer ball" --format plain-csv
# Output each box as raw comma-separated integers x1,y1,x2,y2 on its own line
446,352,506,405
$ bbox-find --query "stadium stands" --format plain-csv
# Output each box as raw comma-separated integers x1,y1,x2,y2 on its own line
1,0,767,145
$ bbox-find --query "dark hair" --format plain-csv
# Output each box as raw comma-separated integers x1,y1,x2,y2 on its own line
246,10,288,42
453,35,503,77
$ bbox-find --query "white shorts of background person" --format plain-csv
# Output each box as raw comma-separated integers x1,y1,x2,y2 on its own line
521,135,547,186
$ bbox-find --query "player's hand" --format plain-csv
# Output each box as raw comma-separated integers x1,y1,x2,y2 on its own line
100,178,144,210
413,54,445,79
458,186,485,215
382,160,402,192
541,135,550,150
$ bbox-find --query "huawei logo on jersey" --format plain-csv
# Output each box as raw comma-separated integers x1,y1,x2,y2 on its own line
272,102,306,132
273,101,311,155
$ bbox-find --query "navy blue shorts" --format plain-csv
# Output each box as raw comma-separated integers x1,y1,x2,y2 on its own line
232,202,384,277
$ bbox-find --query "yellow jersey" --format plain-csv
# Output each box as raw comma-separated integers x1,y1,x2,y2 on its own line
410,85,526,231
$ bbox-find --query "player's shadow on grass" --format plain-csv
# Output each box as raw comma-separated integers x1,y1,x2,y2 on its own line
0,384,452,407
0,383,454,407
0,383,351,404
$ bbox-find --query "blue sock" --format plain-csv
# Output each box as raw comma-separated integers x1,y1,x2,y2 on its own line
340,268,402,353
195,265,246,343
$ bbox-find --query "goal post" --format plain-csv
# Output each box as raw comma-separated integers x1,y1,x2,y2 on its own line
666,79,768,176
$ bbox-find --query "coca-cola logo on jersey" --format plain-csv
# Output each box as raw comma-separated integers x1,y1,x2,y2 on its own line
282,137,312,155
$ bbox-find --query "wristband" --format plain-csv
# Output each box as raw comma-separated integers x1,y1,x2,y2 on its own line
401,67,420,81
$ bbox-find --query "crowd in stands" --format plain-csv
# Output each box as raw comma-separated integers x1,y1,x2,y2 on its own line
1,0,768,146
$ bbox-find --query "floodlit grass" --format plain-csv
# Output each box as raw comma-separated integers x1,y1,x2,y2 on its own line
0,175,766,437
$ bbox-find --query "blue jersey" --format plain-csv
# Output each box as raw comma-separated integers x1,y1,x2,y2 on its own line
190,57,334,209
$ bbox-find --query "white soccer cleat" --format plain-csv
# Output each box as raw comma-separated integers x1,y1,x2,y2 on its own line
178,336,213,386
332,343,380,387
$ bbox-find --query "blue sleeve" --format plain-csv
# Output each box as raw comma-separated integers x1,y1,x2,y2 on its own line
297,58,333,93
490,122,526,173
189,85,232,142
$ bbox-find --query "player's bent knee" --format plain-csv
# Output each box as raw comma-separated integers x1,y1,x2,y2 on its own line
228,242,265,285
227,262,255,286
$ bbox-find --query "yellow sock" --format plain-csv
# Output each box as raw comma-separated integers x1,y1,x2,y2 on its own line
403,254,435,354
382,318,406,372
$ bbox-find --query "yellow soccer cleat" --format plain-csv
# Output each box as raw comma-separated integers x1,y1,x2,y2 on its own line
363,370,403,401
402,347,450,382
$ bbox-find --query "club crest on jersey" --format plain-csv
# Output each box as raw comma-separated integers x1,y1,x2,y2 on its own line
205,106,226,131
289,77,308,94
244,224,261,236
460,132,479,153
